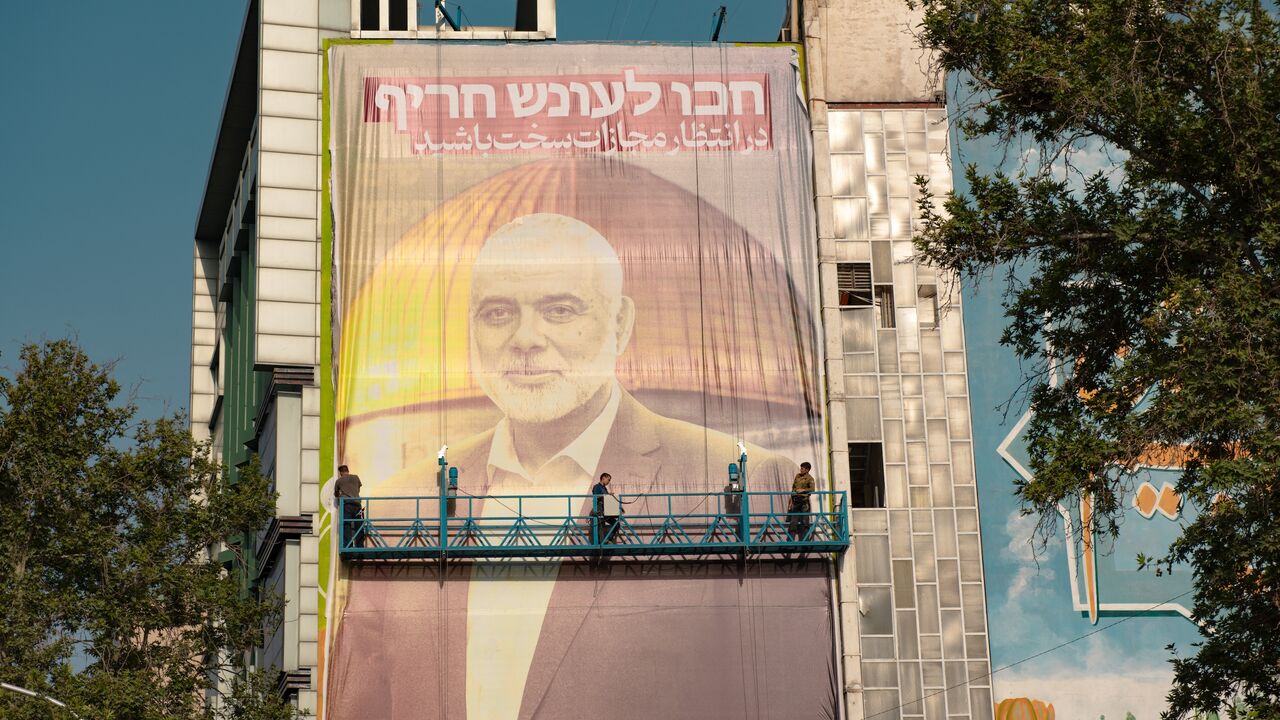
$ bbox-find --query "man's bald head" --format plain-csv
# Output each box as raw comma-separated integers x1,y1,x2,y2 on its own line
472,214,625,312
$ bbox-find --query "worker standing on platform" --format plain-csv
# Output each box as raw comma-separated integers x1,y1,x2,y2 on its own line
591,472,617,542
335,464,364,548
788,462,816,540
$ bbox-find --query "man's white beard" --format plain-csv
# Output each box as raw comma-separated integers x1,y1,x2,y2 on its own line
474,343,617,424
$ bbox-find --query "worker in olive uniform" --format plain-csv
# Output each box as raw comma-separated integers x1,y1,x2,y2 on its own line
788,462,816,540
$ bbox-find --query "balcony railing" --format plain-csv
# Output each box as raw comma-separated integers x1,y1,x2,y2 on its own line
337,490,849,561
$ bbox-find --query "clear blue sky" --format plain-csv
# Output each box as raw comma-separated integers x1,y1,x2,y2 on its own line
0,0,787,422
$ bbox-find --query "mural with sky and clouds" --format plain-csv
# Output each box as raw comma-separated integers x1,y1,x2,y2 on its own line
964,266,1206,719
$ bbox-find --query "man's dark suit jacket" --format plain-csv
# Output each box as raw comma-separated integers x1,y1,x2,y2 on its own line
432,390,795,496
326,392,837,719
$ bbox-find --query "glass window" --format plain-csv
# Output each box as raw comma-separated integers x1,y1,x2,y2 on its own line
958,534,983,578
920,634,942,661
866,690,902,720
850,442,887,508
859,586,894,635
951,443,974,485
899,662,924,715
360,0,379,30
865,133,886,173
930,465,954,507
847,399,883,442
879,335,900,373
834,197,868,239
829,111,864,153
910,487,932,508
896,611,920,659
905,403,926,441
867,174,889,214
942,610,965,658
872,241,893,283
947,398,972,438
388,0,408,30
862,636,896,659
842,307,876,352
917,584,940,634
971,687,995,720
890,466,911,504
946,662,970,713
846,352,877,373
876,286,897,328
855,535,892,583
918,284,939,329
922,334,944,373
938,560,962,608
846,375,881,397
963,584,987,633
924,377,945,416
831,153,866,197
912,536,937,581
883,420,905,463
837,263,874,307
966,633,989,659
934,510,957,558
927,423,949,461
862,661,900,689
890,510,911,557
893,559,916,608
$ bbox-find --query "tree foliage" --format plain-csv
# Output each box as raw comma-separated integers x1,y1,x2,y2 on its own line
0,340,298,719
909,0,1279,716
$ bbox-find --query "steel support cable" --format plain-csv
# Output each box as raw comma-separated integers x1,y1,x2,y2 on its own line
691,42,711,524
709,38,768,716
433,40,449,720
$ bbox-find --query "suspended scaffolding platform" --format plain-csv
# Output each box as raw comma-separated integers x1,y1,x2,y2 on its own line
337,490,850,561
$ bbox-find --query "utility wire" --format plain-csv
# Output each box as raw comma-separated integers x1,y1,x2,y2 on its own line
863,588,1197,719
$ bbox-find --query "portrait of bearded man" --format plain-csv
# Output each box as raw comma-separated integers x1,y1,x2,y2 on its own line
450,211,793,495
327,160,833,720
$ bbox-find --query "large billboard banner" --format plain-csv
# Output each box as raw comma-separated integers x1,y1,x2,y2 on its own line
321,43,831,719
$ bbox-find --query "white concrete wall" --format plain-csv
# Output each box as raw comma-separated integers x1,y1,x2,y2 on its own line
192,239,220,440
254,0,351,369
809,0,941,103
249,2,350,712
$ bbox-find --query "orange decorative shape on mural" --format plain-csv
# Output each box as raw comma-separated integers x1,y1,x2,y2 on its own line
995,697,1056,720
1156,482,1181,519
1134,481,1159,518
1133,481,1181,520
1081,491,1099,624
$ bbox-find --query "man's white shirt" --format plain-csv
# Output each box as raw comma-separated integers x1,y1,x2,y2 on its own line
482,380,622,487
466,382,622,719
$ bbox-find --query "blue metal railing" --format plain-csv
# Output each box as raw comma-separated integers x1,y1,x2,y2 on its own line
336,490,849,560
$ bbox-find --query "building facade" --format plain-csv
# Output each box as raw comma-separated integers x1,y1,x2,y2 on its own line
190,2,992,718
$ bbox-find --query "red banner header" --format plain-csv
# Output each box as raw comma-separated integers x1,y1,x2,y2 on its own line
362,70,773,155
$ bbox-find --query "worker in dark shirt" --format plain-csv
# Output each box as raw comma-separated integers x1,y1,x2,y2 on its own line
590,472,617,543
788,462,816,540
334,464,364,548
